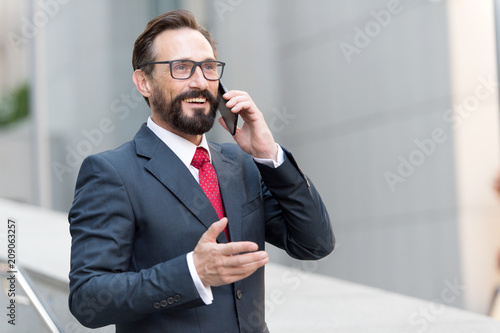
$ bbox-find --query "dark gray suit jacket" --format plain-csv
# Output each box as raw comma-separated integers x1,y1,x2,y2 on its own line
68,124,334,332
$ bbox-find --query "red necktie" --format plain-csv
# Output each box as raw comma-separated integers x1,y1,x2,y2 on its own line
191,147,229,241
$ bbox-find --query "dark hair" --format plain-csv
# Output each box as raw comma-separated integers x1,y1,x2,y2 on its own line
132,9,218,105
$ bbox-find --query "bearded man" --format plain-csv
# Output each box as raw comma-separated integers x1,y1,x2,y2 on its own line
68,9,334,333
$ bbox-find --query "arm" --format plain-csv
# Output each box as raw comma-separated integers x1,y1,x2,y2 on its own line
68,154,203,328
219,89,334,260
69,154,269,327
258,148,334,259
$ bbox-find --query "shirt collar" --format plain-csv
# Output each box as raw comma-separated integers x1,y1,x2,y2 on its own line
146,116,211,168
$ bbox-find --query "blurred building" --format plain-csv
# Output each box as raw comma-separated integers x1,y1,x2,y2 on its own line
1,0,500,320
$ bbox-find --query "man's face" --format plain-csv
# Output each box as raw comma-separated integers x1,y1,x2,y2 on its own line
148,28,220,135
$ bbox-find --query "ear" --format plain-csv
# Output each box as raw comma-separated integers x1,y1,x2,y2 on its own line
133,70,153,99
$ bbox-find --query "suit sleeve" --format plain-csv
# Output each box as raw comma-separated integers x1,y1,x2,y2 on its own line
257,148,335,260
68,154,204,328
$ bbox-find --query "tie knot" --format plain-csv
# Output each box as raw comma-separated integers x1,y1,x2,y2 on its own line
191,147,210,169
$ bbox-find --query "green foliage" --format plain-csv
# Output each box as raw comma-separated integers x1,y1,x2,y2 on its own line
0,83,30,127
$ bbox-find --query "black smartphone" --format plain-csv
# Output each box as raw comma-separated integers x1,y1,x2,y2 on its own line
218,81,238,136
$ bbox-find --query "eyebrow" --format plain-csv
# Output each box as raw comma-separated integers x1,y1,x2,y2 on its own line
173,57,217,61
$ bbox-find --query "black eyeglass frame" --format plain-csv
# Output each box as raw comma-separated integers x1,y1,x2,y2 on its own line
139,59,226,81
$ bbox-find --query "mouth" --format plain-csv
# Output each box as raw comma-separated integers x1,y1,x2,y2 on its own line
183,97,207,104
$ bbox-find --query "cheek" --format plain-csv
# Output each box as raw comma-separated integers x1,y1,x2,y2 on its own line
161,86,179,103
169,82,191,99
209,83,219,98
158,76,183,98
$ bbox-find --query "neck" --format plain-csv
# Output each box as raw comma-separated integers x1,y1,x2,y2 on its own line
150,114,203,146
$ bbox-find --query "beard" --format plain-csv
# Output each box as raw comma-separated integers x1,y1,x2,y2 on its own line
150,85,219,135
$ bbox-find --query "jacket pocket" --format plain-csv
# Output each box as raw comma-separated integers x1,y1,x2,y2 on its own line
241,195,263,218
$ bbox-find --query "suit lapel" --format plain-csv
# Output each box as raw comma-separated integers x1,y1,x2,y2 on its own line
134,125,227,243
209,143,242,243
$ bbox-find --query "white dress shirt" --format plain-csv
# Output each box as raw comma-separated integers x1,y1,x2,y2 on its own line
146,116,284,304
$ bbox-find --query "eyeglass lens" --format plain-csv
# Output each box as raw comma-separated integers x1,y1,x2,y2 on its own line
171,60,223,80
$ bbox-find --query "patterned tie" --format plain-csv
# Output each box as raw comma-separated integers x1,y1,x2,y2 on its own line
191,147,229,241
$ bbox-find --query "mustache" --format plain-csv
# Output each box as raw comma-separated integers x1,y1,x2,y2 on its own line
174,89,218,104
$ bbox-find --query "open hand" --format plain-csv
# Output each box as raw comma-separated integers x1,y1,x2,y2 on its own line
193,218,269,287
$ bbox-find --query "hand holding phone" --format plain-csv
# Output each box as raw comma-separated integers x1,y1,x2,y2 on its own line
218,81,238,136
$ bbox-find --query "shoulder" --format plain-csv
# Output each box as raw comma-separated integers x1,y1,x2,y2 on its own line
81,123,156,170
210,141,255,165
210,141,250,158
83,140,136,168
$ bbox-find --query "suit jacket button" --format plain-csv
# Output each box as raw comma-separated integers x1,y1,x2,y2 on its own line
153,302,161,309
174,294,181,302
167,297,174,305
236,289,243,300
160,300,168,307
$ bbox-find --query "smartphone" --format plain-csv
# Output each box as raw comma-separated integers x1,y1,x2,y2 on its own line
218,81,238,136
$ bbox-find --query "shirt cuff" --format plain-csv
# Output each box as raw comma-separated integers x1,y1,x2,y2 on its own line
186,252,213,305
253,144,284,168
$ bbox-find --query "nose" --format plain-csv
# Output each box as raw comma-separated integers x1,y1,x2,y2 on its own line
188,65,209,91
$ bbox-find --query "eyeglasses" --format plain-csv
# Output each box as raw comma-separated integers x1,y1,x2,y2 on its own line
140,59,225,81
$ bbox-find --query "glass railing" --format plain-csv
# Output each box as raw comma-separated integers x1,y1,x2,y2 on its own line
0,261,113,333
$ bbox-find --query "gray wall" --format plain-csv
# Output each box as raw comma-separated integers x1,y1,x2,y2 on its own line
207,0,462,307
4,0,463,309
47,0,176,211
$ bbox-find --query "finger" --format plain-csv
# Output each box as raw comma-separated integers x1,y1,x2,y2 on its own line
200,218,228,243
222,256,269,278
218,241,259,256
225,95,249,109
209,256,269,286
223,251,268,267
223,90,248,100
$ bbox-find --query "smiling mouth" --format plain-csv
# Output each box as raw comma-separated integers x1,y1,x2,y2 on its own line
183,97,207,104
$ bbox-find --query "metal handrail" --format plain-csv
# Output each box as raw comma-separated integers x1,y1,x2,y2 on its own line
1,263,61,333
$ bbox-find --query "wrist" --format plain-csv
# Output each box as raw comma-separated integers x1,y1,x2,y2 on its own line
187,252,213,304
253,143,279,161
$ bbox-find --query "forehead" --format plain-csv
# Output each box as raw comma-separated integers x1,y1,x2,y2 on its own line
154,28,215,61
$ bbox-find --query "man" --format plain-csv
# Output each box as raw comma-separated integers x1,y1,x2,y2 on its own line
69,9,334,333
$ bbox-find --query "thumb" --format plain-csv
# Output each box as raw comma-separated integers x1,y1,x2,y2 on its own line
200,218,228,243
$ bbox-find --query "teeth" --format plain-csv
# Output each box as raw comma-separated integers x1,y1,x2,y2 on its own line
184,98,206,103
